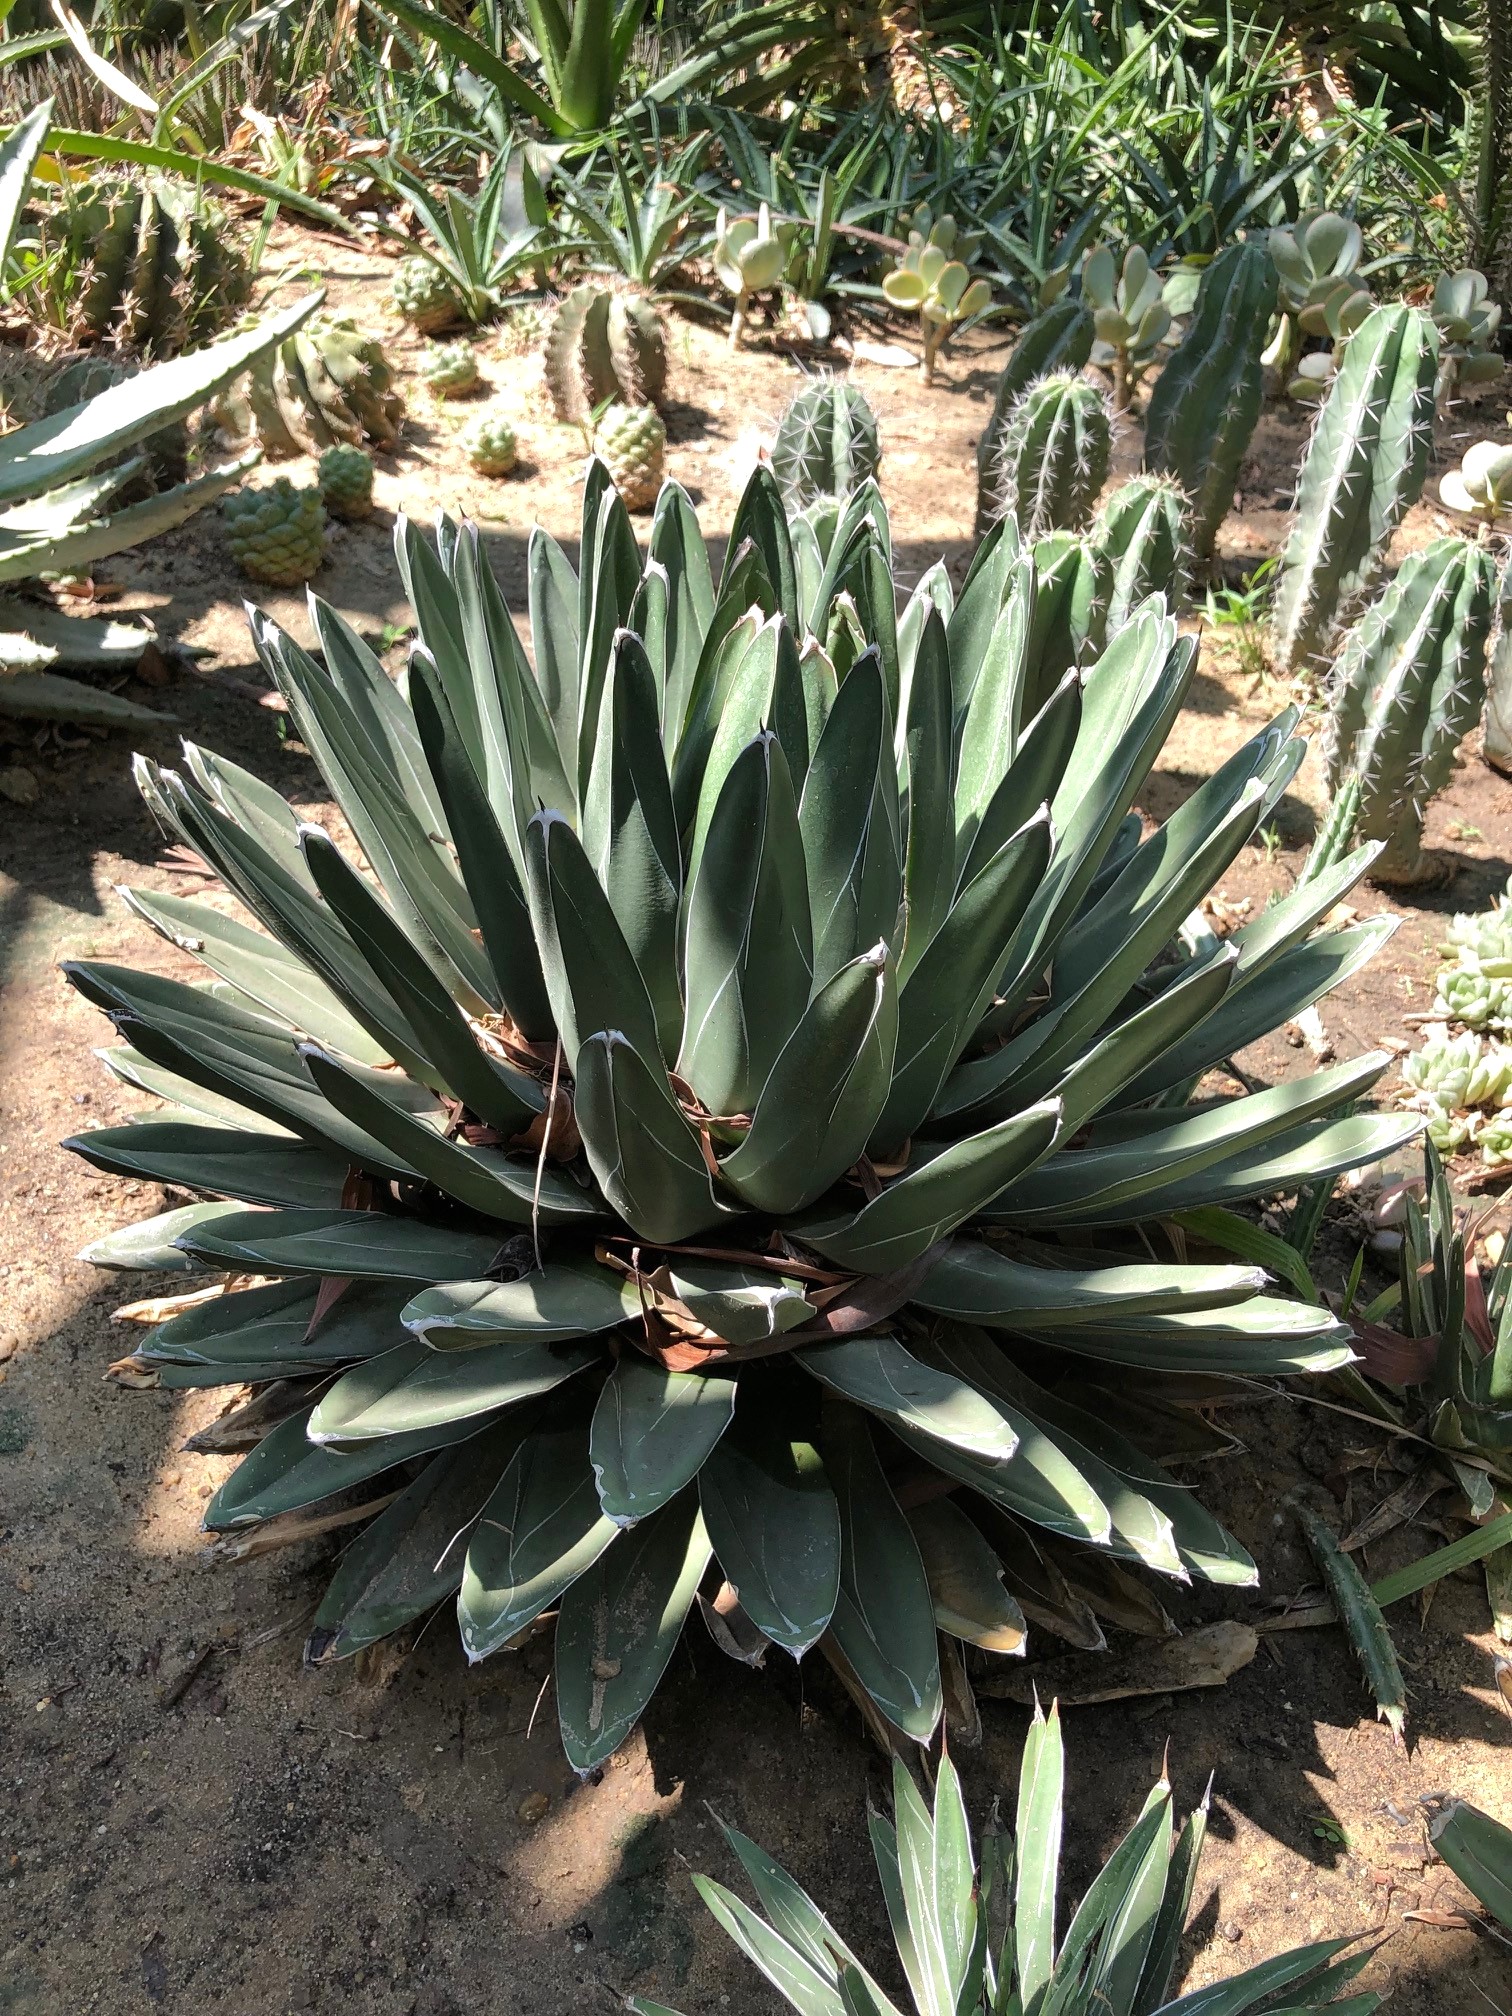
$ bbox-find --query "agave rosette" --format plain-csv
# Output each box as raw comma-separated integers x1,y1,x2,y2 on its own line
66,463,1412,1769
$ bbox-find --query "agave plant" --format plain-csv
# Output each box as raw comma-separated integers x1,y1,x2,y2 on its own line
68,462,1412,1772
632,1702,1382,2016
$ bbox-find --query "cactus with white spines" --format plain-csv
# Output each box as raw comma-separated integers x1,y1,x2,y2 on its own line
770,380,881,509
543,283,667,423
974,299,1095,535
1323,536,1498,884
1090,474,1192,628
1143,240,1276,555
1271,303,1440,674
976,370,1111,542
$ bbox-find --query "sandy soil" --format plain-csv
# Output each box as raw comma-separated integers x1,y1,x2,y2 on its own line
2,228,1512,2016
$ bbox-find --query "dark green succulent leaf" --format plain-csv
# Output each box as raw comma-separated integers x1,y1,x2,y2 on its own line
800,1333,1023,1461
590,1354,737,1525
953,557,1034,856
680,732,813,1117
65,1122,350,1209
404,1264,639,1347
804,1100,1061,1275
690,1877,848,2016
656,1261,814,1344
915,1244,1267,1328
1117,1113,1420,1227
699,1414,840,1658
205,1399,491,1531
577,476,644,796
822,1402,941,1742
309,1332,600,1442
709,1810,895,2006
944,512,1021,719
1155,1935,1372,2016
648,481,716,749
905,1495,1026,1652
688,613,783,884
799,650,902,989
957,667,1081,892
527,523,582,774
525,809,666,1071
1051,945,1238,1136
721,944,897,1216
98,1044,285,1133
555,1490,713,1772
581,632,685,1059
300,823,541,1133
899,605,956,982
574,1029,728,1241
459,1395,618,1661
143,1277,409,1372
79,1199,247,1272
672,568,776,828
408,650,555,1041
307,1415,532,1662
174,1207,504,1280
725,461,799,635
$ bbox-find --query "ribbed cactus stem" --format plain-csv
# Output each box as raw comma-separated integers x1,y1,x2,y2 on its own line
977,371,1111,541
1090,474,1192,628
1143,241,1276,556
1323,536,1498,883
1271,303,1440,674
1485,562,1512,777
1299,772,1362,886
974,300,1094,536
771,381,882,509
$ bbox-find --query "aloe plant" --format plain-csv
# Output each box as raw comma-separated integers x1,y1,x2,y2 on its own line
67,460,1412,1772
632,1703,1382,2016
0,100,322,725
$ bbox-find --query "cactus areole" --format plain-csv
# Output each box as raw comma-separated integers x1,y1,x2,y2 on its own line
66,467,1415,1771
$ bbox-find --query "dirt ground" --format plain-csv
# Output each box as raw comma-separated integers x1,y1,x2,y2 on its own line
3,228,1512,2016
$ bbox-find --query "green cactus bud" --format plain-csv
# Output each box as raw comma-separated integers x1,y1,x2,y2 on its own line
223,477,325,587
1089,474,1192,628
976,371,1111,541
463,413,519,478
317,445,375,522
974,301,1096,535
1144,240,1277,555
543,284,668,425
1323,536,1498,884
1271,304,1440,673
771,380,881,509
421,342,482,397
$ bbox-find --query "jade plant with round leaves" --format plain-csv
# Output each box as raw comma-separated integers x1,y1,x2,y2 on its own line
66,462,1414,1772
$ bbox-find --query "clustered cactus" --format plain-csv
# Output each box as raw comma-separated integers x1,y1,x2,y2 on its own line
317,445,375,522
592,400,667,509
212,311,405,459
463,413,519,477
543,283,668,422
770,379,882,510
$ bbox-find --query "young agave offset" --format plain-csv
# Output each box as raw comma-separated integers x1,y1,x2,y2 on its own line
66,464,1413,1772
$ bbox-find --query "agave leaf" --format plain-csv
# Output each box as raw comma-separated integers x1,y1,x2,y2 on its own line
1015,1697,1064,2016
687,612,783,885
174,1206,503,1281
803,1100,1062,1275
801,1333,1023,1462
891,1757,963,2016
953,559,1034,853
0,668,168,725
906,1496,1026,1652
66,1120,351,1210
899,605,956,980
525,809,666,1072
823,1402,941,1742
590,1354,737,1525
1051,944,1238,1134
726,462,799,635
691,1876,847,2016
403,1266,638,1346
699,1416,840,1658
1427,1800,1512,1930
1155,1936,1372,2015
527,525,582,773
916,1245,1266,1327
205,1399,488,1531
720,944,897,1216
799,649,903,987
0,97,52,267
574,1029,727,1241
957,668,1082,892
1047,1788,1172,2008
307,1417,531,1661
79,1198,247,1272
0,452,259,585
647,481,716,749
1136,1794,1209,2012
147,1278,408,1372
581,633,684,1059
309,1333,599,1443
459,1396,618,1660
555,1491,713,1772
680,732,813,1116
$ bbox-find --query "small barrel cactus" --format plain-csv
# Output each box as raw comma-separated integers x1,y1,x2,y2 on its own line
1271,303,1440,672
392,254,468,334
421,342,481,398
317,445,375,522
593,402,666,511
977,371,1111,541
714,203,789,348
771,380,881,508
544,284,667,423
213,311,404,459
223,478,326,587
882,215,992,385
1143,240,1277,554
1323,535,1499,883
1440,440,1512,524
1079,242,1170,407
463,413,519,477
1090,473,1192,628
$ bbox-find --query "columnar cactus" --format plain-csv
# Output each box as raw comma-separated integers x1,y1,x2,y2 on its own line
976,371,1111,541
1486,562,1512,778
543,283,668,423
1143,240,1277,554
1271,304,1440,673
974,300,1095,533
1323,536,1499,883
1080,242,1170,407
770,380,881,508
1090,474,1192,628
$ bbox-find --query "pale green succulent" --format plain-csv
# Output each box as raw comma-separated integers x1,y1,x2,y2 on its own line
1439,440,1512,523
1269,211,1366,331
1431,269,1505,407
1284,281,1375,403
1442,881,1512,976
1479,1114,1512,1167
1079,242,1171,405
420,342,481,397
1402,1026,1488,1111
64,465,1409,1772
714,202,789,347
1434,964,1512,1031
1424,1101,1482,1156
882,228,992,385
634,1702,1382,2016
